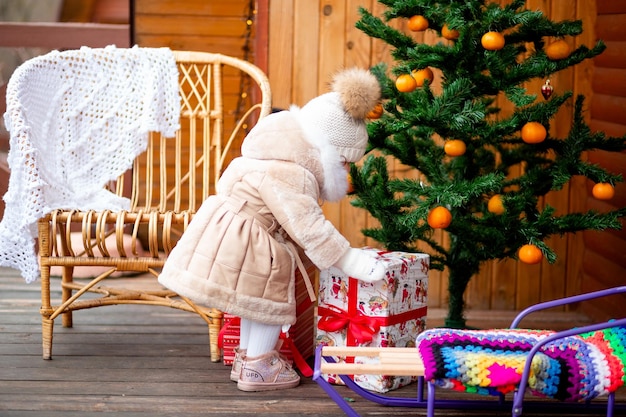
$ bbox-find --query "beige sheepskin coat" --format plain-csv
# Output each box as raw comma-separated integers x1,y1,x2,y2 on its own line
158,108,351,325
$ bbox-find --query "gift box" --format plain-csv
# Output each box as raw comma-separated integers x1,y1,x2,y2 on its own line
219,255,317,376
315,249,429,393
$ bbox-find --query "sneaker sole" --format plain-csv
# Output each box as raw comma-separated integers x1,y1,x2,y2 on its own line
236,378,300,392
229,370,239,382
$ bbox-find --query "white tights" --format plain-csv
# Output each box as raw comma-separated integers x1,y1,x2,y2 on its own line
239,318,282,358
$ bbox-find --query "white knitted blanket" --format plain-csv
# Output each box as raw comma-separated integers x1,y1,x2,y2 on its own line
0,45,181,283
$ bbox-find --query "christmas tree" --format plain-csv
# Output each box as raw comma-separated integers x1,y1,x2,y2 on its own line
351,0,626,328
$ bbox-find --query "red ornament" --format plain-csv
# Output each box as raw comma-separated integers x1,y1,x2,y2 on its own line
541,79,553,100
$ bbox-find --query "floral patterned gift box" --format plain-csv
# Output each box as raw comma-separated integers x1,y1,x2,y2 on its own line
316,248,429,393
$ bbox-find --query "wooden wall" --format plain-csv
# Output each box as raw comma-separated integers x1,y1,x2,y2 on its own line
266,0,626,316
134,0,255,57
133,0,260,165
582,0,626,320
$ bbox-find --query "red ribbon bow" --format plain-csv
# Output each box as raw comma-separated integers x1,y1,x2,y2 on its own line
317,305,382,344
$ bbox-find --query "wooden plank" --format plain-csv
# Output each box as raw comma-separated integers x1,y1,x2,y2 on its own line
135,0,248,16
593,67,626,97
590,94,626,125
587,149,626,176
345,0,372,68
134,15,247,37
584,229,626,269
596,14,626,41
596,0,626,14
318,0,347,89
292,0,320,105
0,22,130,48
589,119,626,137
92,0,130,23
582,249,626,291
268,0,294,109
594,41,626,68
136,35,248,54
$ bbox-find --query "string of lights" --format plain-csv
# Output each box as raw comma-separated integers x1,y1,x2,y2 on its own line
234,0,256,131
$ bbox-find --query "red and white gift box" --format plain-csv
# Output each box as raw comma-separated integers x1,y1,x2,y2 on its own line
315,249,429,393
219,255,317,377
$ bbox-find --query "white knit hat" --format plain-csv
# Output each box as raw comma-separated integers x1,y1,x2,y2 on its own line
299,68,381,162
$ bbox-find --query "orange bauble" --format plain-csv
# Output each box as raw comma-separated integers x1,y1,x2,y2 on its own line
521,122,547,144
481,31,505,50
396,73,418,92
367,102,384,119
346,172,355,195
427,206,452,229
518,244,543,264
408,15,429,32
545,39,571,60
487,194,505,215
592,183,615,200
444,140,466,156
441,24,459,40
411,67,434,87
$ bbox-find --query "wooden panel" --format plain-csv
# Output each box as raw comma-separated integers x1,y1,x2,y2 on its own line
0,22,130,48
585,0,626,320
593,67,626,97
134,0,252,59
137,0,247,15
135,16,248,39
595,14,626,40
594,41,626,68
267,0,295,109
596,0,626,14
590,94,626,125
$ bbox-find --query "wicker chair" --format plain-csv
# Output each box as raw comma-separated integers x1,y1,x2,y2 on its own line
32,50,271,361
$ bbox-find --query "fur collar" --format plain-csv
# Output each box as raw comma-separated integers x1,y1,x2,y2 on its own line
290,105,348,202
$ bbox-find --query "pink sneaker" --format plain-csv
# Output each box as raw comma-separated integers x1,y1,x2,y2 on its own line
230,347,246,382
237,350,300,392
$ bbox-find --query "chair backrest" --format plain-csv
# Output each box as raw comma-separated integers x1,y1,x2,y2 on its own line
126,51,272,214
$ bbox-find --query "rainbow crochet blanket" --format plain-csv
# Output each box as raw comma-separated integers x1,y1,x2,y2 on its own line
416,327,626,402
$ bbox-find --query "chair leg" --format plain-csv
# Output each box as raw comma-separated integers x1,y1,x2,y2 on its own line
61,266,74,328
208,308,223,362
41,316,54,360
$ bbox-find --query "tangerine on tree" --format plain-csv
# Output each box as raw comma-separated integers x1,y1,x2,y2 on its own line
481,31,505,50
411,67,434,87
546,39,571,60
592,183,615,200
427,206,452,229
444,140,466,156
408,15,429,32
441,24,459,40
521,121,547,143
395,73,417,92
518,244,543,264
367,102,384,119
487,194,505,215
346,173,355,195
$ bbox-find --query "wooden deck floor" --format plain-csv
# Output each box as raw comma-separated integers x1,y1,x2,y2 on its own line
0,266,623,417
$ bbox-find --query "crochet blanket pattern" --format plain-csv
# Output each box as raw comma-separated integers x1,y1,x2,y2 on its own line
0,45,180,283
416,327,626,402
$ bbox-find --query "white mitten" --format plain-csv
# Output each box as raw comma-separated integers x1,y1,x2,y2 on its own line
333,248,386,283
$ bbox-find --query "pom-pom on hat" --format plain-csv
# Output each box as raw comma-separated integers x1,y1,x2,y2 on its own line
299,68,381,162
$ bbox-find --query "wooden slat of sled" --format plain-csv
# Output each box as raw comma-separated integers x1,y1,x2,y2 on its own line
320,347,425,376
